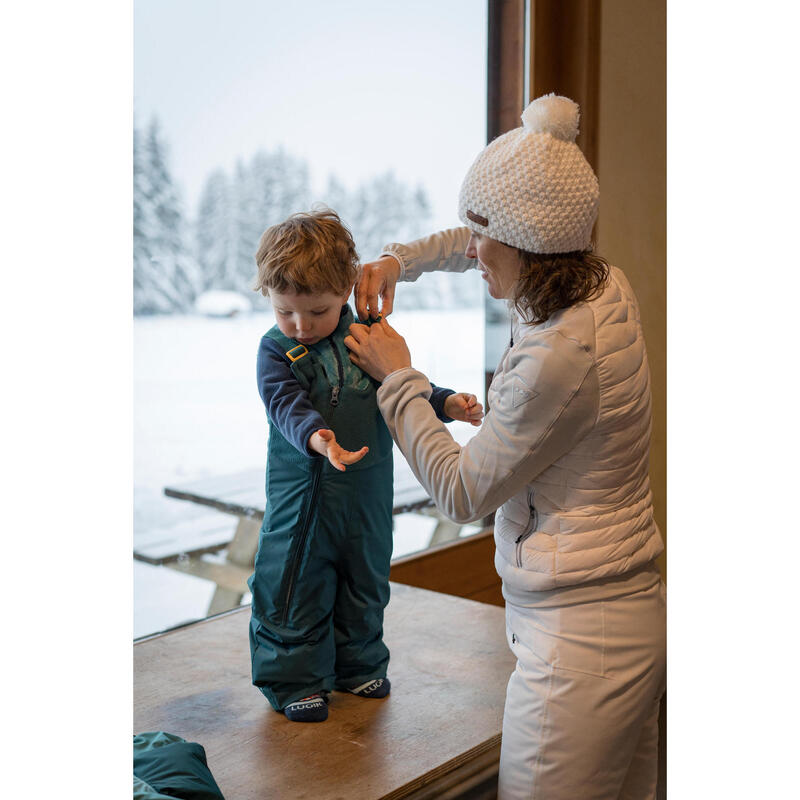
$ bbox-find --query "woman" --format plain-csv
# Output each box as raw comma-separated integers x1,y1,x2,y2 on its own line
345,94,666,799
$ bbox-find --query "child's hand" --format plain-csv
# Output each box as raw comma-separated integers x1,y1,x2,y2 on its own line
444,393,484,426
308,429,369,471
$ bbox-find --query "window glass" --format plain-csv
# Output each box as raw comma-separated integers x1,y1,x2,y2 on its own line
134,0,487,637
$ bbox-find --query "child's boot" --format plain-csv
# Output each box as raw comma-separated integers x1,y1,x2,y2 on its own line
284,693,329,722
348,677,391,699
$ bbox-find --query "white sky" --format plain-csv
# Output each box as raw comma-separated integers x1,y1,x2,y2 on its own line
134,0,488,238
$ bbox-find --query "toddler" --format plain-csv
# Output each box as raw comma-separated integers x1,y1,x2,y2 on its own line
248,208,483,722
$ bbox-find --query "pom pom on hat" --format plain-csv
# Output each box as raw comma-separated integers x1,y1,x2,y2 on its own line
458,93,599,254
521,93,579,142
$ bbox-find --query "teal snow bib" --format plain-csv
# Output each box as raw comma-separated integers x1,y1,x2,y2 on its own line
250,307,395,709
264,306,392,471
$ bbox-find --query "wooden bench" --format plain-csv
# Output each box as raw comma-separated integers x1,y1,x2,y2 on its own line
135,462,465,615
134,582,515,799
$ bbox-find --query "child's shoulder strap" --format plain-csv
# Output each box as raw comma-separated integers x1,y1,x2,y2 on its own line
265,326,311,364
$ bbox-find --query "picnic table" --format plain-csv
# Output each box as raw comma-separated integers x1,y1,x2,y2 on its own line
134,459,463,616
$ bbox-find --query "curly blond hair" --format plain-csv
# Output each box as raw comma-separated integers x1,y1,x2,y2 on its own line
253,207,359,297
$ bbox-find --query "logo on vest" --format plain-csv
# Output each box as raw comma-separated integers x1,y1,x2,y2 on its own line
512,375,538,408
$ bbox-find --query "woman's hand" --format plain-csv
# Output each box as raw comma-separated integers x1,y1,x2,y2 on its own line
308,429,368,471
345,318,411,382
355,255,402,320
444,393,484,426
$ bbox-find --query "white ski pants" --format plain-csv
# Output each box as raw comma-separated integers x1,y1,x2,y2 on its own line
498,577,666,800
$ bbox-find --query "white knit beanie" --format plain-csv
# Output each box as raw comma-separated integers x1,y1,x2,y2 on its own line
458,94,599,254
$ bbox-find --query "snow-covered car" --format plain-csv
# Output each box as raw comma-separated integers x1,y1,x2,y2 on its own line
194,290,253,318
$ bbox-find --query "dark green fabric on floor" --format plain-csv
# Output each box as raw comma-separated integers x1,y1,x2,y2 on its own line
133,732,225,800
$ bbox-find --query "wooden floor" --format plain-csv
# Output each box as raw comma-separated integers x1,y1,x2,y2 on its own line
134,583,515,799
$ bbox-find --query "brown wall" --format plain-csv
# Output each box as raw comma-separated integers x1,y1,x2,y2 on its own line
594,0,667,578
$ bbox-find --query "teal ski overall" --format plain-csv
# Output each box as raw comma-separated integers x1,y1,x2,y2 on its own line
248,308,394,711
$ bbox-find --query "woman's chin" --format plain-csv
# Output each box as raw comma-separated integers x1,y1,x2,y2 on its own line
482,272,509,300
487,284,504,300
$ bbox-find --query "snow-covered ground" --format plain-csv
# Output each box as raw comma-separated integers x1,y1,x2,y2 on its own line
134,307,485,637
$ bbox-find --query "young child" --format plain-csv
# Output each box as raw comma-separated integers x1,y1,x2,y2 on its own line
248,208,483,722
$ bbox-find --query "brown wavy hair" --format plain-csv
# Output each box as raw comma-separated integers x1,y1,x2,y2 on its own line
511,249,609,325
253,207,359,297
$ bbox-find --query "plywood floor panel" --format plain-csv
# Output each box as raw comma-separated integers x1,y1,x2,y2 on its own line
135,583,515,799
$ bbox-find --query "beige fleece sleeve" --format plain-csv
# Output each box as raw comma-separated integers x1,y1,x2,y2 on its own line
377,331,599,524
381,227,476,283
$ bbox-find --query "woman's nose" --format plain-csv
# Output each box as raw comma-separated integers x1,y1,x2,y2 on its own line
465,234,477,258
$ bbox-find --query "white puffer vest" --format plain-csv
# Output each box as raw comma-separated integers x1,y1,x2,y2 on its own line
493,266,664,593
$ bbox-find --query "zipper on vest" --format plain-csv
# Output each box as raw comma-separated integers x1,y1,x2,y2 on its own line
515,491,537,568
281,459,323,627
327,336,344,407
515,531,532,568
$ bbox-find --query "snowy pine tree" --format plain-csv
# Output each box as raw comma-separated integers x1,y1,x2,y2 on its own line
324,171,432,261
133,123,156,311
191,148,313,300
195,169,237,292
322,175,350,219
133,118,201,314
233,158,260,293
235,149,311,291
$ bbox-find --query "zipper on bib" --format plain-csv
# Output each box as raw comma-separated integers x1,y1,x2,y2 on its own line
281,459,323,627
327,337,344,407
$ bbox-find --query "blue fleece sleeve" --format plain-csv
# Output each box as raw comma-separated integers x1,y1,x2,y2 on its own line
257,337,327,457
429,383,456,423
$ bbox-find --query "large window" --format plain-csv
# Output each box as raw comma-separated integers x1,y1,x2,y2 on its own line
134,0,488,637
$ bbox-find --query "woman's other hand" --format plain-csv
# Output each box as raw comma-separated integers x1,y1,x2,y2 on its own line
345,318,411,381
444,393,484,426
308,429,368,471
355,255,402,320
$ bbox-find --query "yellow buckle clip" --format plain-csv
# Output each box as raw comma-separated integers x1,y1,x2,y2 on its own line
286,344,309,362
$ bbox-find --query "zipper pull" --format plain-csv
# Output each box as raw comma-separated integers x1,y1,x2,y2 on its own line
330,386,340,406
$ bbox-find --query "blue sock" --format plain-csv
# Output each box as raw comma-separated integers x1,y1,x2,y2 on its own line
348,677,391,698
284,693,329,722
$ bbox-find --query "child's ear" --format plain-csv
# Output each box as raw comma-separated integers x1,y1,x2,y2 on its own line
342,283,354,303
